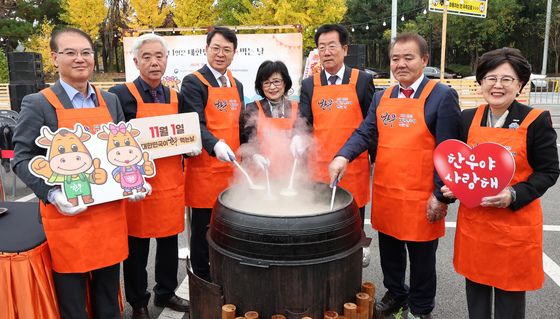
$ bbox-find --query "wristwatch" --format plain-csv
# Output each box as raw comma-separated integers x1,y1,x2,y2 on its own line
508,186,517,203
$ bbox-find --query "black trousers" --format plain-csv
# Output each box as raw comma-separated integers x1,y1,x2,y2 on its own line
123,234,179,308
378,231,438,315
465,278,526,319
190,208,212,281
52,263,120,319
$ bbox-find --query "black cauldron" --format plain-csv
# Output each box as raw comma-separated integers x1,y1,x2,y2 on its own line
207,183,365,318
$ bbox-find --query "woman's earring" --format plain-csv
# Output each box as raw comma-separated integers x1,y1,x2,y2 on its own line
516,92,520,97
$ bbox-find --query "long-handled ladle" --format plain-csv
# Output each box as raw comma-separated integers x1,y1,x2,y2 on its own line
229,154,265,190
280,158,298,197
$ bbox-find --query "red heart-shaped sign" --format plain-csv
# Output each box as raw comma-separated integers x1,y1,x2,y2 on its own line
433,139,515,208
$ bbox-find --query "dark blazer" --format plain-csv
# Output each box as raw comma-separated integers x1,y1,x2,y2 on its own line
108,77,187,122
298,66,375,129
337,76,462,203
180,65,244,154
461,101,559,211
12,81,125,202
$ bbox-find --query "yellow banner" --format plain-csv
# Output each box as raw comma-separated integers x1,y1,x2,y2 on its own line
429,0,487,18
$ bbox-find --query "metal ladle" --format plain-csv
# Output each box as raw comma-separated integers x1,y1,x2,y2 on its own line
330,176,339,211
280,158,298,197
229,154,265,190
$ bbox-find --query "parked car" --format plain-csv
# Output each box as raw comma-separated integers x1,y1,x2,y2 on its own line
530,73,548,91
444,68,463,79
423,66,455,79
364,68,390,79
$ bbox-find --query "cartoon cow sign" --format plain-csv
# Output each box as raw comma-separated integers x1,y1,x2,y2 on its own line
97,122,155,197
30,124,107,206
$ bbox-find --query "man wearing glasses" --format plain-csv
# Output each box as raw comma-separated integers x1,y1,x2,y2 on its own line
291,23,375,266
109,33,192,319
180,26,244,282
328,32,461,319
12,27,128,318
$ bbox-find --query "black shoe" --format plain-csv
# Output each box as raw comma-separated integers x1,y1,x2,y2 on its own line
154,294,190,312
408,311,433,319
375,291,408,316
132,306,152,319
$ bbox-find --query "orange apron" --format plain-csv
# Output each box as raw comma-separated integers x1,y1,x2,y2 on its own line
372,81,443,241
123,83,185,238
255,99,298,178
310,69,370,207
454,105,544,291
39,87,128,273
184,70,242,208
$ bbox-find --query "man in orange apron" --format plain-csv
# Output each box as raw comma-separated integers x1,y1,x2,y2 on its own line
329,32,461,319
109,34,194,318
12,28,128,319
180,26,244,282
292,24,375,265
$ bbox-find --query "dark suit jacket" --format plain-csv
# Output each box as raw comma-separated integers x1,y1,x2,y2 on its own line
108,77,187,122
337,76,462,203
461,101,559,211
298,66,375,129
180,65,244,154
12,81,125,202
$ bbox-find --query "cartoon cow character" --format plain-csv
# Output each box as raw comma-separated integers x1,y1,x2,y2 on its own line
98,122,155,196
30,125,107,206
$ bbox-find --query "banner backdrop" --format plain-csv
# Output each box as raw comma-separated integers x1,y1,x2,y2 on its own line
123,33,303,102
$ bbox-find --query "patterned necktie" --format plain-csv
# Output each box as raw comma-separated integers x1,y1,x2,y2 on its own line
149,89,160,103
328,75,338,85
218,75,228,87
401,87,414,98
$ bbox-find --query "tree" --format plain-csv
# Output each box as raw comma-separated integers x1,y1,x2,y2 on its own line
214,0,250,25
0,50,8,82
0,0,62,51
61,0,108,40
129,0,170,29
234,0,347,52
173,0,217,30
25,19,56,76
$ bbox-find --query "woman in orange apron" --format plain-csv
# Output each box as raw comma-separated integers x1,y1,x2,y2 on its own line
240,61,297,180
443,48,559,319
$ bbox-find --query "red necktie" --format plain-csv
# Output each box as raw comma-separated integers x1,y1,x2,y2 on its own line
401,88,414,98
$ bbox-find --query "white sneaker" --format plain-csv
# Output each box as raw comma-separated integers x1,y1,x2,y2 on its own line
362,246,371,268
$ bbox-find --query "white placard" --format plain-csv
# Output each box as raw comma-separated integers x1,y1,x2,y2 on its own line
129,112,202,159
29,123,156,206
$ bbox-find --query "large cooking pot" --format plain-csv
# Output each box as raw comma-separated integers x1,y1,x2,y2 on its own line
208,183,364,318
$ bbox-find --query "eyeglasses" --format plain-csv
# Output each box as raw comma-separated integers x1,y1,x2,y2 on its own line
318,44,342,53
57,49,94,59
208,46,234,55
262,79,284,88
482,75,518,87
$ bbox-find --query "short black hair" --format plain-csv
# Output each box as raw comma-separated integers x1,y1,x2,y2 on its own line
314,24,349,47
390,32,429,58
50,27,94,52
207,26,238,50
475,47,531,92
254,60,292,97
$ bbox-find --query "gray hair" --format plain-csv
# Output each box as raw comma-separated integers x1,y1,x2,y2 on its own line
132,33,168,58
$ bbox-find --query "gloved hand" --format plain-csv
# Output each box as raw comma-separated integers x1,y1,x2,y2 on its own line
213,141,236,162
252,154,270,171
290,135,308,158
186,147,202,157
328,156,349,186
127,182,152,202
50,188,87,216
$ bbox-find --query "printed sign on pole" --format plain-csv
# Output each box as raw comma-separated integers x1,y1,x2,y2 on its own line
429,0,488,18
129,112,202,159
